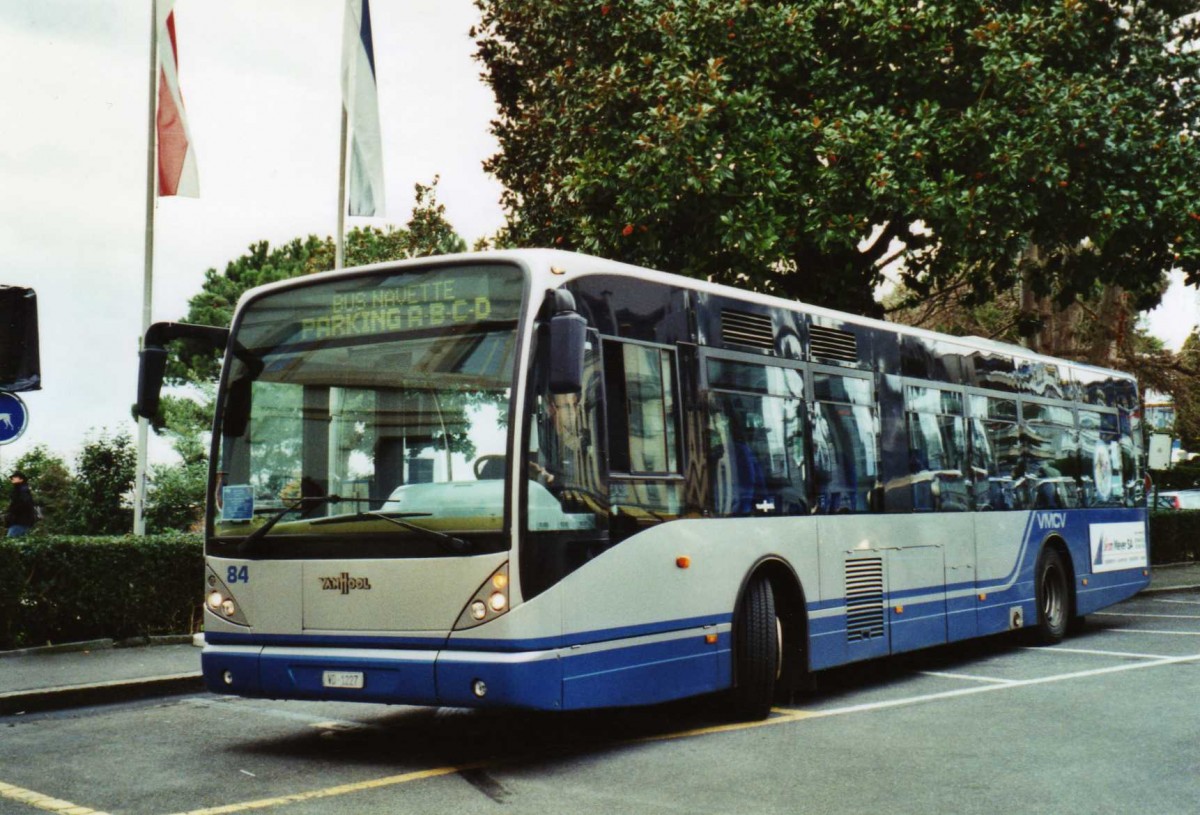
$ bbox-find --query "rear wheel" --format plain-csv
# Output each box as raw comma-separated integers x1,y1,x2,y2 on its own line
1032,548,1069,645
732,575,778,720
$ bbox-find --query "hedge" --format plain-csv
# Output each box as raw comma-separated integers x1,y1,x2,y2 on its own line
0,534,203,651
1149,511,1200,565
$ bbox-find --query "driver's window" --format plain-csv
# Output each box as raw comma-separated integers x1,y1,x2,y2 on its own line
525,331,608,531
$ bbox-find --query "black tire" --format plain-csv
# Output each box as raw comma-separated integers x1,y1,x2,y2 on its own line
1032,547,1069,645
732,575,778,720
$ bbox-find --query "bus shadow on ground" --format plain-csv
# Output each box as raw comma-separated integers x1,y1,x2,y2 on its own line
229,624,1118,770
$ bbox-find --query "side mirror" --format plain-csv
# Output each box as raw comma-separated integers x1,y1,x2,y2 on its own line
136,321,231,420
0,286,41,392
136,346,169,419
547,291,586,395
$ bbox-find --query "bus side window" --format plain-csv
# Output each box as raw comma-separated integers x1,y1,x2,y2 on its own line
1079,410,1123,508
706,360,807,517
604,341,680,476
812,374,878,514
968,395,1026,510
904,385,968,512
1021,402,1079,509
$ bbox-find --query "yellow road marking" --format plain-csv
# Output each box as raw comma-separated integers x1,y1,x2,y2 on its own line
163,763,487,815
163,708,821,814
634,708,818,743
0,780,111,815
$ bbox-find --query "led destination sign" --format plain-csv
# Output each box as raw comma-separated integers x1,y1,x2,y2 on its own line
233,265,525,352
301,277,496,341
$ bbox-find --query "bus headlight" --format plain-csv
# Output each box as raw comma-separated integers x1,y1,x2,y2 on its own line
454,562,510,630
204,567,250,626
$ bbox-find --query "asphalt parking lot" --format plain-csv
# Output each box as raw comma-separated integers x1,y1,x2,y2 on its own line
3,587,1198,815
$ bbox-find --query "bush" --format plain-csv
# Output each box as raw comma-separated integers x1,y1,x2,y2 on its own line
0,534,203,650
1150,511,1200,565
1151,462,1200,491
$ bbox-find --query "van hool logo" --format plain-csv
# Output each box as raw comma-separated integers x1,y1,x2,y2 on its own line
319,573,372,595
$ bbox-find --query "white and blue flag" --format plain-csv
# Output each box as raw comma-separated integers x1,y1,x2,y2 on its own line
341,0,385,216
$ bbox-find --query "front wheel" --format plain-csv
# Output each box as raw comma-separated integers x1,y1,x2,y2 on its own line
1032,547,1069,645
732,575,778,720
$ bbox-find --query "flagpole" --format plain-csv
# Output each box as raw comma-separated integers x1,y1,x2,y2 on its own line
134,0,158,536
336,105,348,270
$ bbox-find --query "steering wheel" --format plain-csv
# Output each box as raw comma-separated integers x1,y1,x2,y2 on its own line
473,454,506,480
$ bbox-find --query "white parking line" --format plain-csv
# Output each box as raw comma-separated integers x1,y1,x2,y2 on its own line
809,653,1200,719
920,671,1016,685
1024,646,1176,660
1112,628,1200,636
1094,611,1200,619
1149,598,1200,606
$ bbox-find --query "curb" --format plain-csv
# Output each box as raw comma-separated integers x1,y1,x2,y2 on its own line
0,673,205,716
0,634,199,660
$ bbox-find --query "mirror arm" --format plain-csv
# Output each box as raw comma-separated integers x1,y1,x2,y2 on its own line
136,322,231,420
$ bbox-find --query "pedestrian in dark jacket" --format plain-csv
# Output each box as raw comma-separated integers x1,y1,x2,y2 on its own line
6,470,36,537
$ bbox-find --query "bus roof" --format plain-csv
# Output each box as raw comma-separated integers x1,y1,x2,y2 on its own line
235,248,1134,383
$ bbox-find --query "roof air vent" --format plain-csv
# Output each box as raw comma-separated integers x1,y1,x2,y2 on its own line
809,325,858,364
721,309,774,351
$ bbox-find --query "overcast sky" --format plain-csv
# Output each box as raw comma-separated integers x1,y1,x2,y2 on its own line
0,0,1197,470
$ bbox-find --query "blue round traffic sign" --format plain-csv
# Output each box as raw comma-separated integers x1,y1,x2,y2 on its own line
0,392,29,445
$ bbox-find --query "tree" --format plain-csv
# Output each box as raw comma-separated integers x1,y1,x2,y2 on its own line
474,1,1200,318
1,446,73,534
65,431,137,535
145,460,207,533
1165,330,1200,452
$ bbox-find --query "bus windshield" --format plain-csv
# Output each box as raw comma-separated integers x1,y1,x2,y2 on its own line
209,263,525,555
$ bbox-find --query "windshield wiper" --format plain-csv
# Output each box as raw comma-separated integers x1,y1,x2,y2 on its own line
238,493,357,555
311,510,471,553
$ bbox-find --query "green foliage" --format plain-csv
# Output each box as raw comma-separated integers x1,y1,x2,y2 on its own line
0,446,72,534
0,534,203,650
146,461,207,534
65,431,136,535
1173,331,1200,452
1152,460,1200,491
474,0,1200,317
1149,510,1200,565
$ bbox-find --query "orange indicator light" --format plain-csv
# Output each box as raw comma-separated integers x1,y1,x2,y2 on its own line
1081,578,1089,586
705,634,718,644
894,606,904,614
676,556,691,569
978,593,987,601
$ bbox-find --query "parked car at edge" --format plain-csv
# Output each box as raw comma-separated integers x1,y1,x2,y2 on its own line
1155,489,1200,510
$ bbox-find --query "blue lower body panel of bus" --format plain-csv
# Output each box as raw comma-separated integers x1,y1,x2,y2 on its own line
201,627,732,710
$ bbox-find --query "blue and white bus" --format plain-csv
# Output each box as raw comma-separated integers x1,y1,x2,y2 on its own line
138,250,1149,719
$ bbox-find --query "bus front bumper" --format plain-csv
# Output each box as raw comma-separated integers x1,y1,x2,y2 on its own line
201,643,565,710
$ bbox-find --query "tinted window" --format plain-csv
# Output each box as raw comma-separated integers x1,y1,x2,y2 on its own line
813,375,878,513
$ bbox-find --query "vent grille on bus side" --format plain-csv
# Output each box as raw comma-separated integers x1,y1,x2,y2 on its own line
721,310,774,351
809,325,858,363
845,558,885,642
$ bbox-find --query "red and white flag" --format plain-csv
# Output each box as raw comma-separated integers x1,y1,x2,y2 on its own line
157,0,199,197
342,0,385,216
